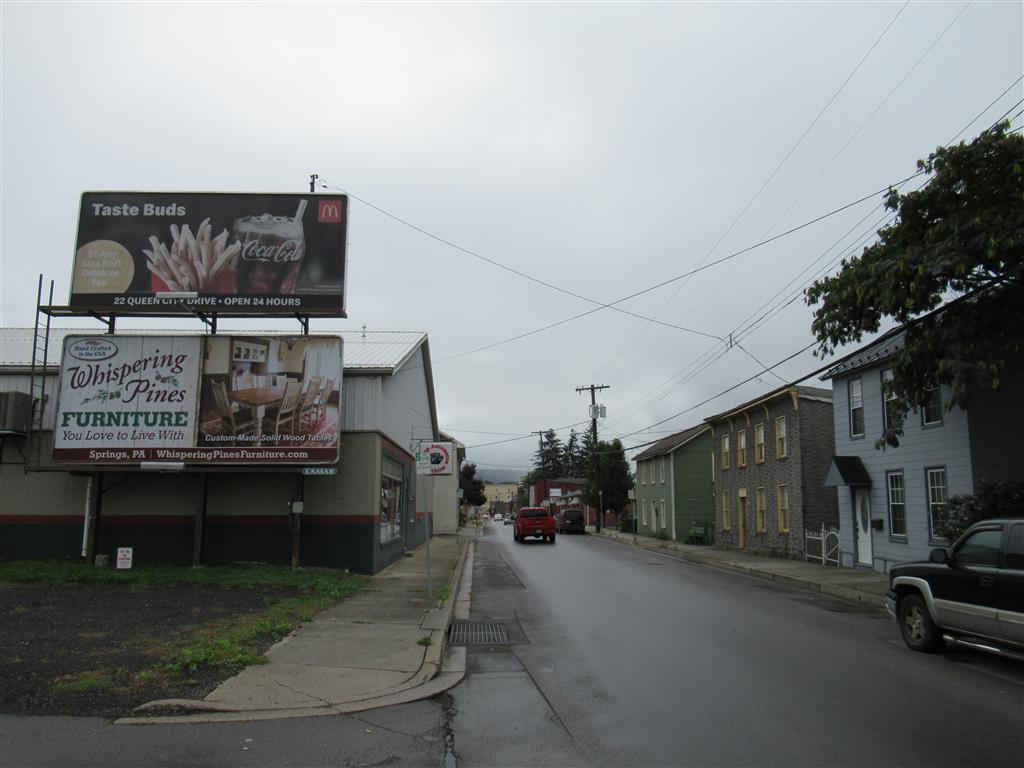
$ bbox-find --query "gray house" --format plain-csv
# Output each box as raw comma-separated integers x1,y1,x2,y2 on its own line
634,424,713,540
706,384,838,560
821,326,1023,573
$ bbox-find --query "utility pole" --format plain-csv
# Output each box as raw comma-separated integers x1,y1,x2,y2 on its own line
576,384,610,532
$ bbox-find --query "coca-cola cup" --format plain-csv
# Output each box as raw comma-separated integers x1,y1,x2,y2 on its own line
233,203,307,295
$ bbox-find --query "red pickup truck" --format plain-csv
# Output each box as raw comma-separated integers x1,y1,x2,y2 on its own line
514,507,557,543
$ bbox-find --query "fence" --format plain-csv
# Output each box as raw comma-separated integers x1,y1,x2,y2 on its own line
805,525,841,567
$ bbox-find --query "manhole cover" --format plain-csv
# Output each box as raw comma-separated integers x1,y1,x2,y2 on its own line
448,621,511,646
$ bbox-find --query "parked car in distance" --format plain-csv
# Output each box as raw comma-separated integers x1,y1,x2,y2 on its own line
885,518,1024,661
504,513,514,526
557,508,585,534
493,513,503,522
514,507,556,543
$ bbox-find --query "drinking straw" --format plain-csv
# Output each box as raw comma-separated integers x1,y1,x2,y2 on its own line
294,199,307,221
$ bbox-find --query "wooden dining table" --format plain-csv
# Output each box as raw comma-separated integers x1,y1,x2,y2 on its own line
228,385,287,447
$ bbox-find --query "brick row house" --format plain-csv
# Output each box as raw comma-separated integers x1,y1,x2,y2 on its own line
706,385,838,559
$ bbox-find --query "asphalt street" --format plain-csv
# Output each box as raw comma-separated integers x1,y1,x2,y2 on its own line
447,520,1024,767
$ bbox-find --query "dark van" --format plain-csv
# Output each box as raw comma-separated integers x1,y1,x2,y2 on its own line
557,508,585,534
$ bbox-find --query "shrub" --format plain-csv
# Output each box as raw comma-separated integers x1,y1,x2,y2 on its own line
654,530,671,541
619,515,636,534
938,479,1024,542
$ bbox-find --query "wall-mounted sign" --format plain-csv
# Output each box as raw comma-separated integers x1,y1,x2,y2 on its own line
52,334,342,466
71,192,348,316
415,441,453,475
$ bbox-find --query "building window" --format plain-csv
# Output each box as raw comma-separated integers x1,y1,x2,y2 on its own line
641,461,647,485
887,471,906,538
881,369,898,432
659,457,666,484
922,387,943,426
849,379,864,438
777,485,789,533
660,499,667,529
927,467,949,540
756,487,766,532
775,416,787,459
641,499,647,526
738,430,747,467
721,435,730,470
754,424,765,464
722,494,731,530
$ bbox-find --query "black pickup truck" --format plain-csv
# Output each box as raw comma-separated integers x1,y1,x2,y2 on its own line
885,517,1023,660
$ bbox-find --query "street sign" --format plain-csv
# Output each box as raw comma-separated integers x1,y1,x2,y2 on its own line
302,467,337,476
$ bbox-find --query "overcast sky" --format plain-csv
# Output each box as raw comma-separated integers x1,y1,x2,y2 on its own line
2,2,1021,473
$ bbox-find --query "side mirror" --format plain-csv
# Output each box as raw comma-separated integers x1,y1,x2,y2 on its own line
928,548,949,564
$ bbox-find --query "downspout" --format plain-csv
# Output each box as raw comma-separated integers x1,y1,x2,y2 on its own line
80,473,102,563
670,453,677,541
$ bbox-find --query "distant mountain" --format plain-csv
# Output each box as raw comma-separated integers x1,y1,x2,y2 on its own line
477,469,529,484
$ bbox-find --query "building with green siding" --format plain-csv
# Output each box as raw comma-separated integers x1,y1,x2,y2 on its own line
633,424,713,541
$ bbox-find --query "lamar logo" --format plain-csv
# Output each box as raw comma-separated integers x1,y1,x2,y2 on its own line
318,199,343,223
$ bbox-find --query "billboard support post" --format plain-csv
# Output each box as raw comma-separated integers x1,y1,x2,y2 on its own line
291,475,305,571
192,474,208,568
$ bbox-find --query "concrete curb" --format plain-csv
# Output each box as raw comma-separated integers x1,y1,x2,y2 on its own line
117,538,474,725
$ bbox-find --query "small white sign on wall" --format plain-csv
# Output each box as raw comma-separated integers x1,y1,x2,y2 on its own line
116,547,133,570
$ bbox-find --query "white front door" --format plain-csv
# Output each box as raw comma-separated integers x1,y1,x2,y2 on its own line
854,489,873,567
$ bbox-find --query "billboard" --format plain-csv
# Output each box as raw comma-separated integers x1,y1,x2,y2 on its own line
415,442,454,475
53,334,342,466
71,192,348,315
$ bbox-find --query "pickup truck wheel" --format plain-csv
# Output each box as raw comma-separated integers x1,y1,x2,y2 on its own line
898,593,942,653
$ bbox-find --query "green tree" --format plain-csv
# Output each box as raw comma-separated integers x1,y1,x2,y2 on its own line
459,462,487,507
532,428,565,479
584,439,634,514
938,480,1024,542
805,122,1024,447
563,429,583,477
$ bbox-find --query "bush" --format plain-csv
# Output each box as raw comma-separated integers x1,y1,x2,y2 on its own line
654,530,671,541
938,479,1024,542
619,515,636,533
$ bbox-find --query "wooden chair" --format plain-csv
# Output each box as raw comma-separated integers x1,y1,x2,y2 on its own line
297,376,322,432
266,381,302,442
210,380,255,445
314,378,334,422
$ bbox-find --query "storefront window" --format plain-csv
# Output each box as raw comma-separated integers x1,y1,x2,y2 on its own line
381,458,404,544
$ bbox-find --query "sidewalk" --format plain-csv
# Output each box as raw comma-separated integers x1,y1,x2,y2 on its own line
590,526,891,608
120,533,475,725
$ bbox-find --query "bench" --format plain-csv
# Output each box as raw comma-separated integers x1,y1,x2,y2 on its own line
686,521,709,545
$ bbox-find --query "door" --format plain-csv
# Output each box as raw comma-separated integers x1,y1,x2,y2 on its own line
738,490,748,549
931,525,1003,639
854,489,873,567
997,522,1024,646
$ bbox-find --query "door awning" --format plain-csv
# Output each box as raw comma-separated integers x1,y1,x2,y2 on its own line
824,456,872,487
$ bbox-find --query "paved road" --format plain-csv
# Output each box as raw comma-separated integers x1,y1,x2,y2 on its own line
448,521,1024,767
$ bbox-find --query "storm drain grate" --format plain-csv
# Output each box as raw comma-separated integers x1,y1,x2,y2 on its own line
448,621,511,646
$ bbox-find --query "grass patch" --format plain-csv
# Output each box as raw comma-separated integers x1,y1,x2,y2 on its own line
435,586,451,606
51,670,117,694
416,636,433,647
4,560,364,677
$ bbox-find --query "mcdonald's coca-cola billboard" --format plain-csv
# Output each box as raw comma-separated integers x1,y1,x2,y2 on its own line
70,192,348,315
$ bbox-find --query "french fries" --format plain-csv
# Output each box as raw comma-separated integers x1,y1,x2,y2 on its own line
143,218,241,292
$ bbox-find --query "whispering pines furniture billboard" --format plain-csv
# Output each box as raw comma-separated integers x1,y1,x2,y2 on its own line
53,335,342,466
70,192,348,316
